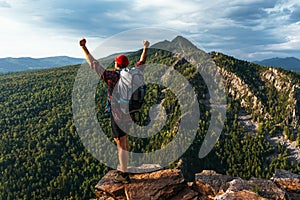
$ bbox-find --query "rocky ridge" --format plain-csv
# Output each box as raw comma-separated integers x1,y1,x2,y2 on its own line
92,168,300,200
261,68,300,128
218,64,300,162
219,67,265,118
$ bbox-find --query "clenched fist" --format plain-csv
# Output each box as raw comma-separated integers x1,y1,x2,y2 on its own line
142,40,150,48
79,38,86,47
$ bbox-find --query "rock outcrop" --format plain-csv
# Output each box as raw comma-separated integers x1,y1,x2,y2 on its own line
92,169,300,200
219,67,265,119
219,65,300,162
272,169,300,199
261,68,300,128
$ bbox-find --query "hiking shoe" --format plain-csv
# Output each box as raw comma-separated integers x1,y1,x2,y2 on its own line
113,171,131,183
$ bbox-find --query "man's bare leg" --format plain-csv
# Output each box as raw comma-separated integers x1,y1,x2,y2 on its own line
114,134,129,172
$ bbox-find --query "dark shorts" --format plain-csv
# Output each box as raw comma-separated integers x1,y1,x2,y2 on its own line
111,114,127,139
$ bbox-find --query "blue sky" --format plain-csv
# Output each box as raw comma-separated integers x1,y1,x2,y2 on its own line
0,0,299,61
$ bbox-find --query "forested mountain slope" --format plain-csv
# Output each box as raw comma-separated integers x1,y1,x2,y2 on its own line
1,37,299,199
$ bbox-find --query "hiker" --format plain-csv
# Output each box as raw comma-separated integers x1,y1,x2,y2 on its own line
79,38,150,183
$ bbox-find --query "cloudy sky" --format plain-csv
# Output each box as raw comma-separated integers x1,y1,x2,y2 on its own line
1,0,299,61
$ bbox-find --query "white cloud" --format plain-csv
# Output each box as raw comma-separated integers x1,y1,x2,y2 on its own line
132,0,201,13
105,11,133,21
0,1,10,7
264,22,300,51
0,14,94,58
129,0,205,30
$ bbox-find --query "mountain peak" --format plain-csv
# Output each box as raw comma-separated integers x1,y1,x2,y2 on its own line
172,35,194,44
151,35,199,53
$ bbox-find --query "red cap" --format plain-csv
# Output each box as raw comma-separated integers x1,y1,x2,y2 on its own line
115,54,129,68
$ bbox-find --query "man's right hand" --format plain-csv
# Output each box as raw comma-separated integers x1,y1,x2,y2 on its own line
79,38,92,66
142,40,150,48
79,38,86,47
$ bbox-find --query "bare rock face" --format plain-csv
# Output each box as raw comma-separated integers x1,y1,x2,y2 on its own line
191,180,215,197
195,171,287,200
125,169,186,199
93,169,300,200
215,190,267,200
272,169,300,192
194,170,234,195
95,169,189,200
272,169,300,200
248,178,286,200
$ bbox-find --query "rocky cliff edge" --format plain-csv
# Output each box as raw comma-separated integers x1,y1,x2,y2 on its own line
92,168,300,200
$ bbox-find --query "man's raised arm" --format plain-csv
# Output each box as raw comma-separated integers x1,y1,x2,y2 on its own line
136,40,150,71
79,38,104,76
139,40,150,63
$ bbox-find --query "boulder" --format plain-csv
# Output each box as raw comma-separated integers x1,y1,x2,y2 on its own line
194,170,234,195
272,169,300,200
272,169,300,192
215,190,267,200
249,178,286,200
95,169,188,200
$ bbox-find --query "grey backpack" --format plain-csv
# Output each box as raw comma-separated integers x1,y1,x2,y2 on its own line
112,68,146,115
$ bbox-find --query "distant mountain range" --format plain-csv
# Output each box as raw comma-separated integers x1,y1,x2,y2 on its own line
1,53,299,74
254,57,300,73
0,56,85,72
